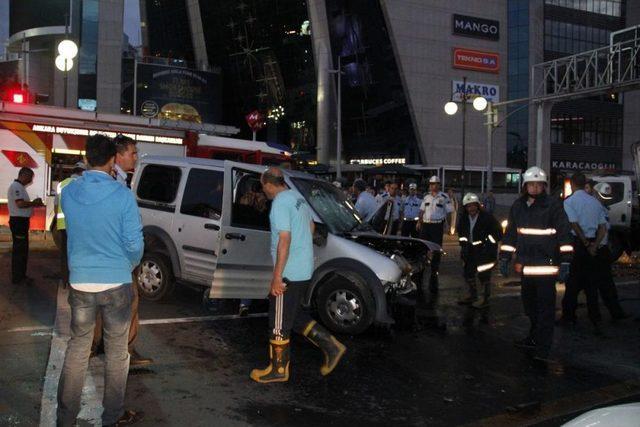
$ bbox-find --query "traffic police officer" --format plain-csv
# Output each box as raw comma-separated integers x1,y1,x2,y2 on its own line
499,167,573,361
401,183,422,237
560,172,609,332
417,175,452,293
457,193,502,308
591,182,627,320
55,162,86,286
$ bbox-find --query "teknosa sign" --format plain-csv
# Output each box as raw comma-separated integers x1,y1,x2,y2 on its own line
453,48,500,73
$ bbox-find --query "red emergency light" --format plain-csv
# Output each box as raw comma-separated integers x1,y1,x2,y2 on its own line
11,91,25,103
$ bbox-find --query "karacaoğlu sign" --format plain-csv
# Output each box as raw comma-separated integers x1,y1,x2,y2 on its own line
452,14,500,41
552,160,617,170
452,80,499,103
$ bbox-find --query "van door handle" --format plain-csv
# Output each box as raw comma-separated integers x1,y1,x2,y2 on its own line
204,223,220,231
225,233,246,241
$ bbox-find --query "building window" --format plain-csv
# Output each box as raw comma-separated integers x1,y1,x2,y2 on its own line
544,0,623,17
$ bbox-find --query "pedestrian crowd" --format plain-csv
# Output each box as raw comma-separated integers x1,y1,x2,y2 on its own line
5,133,629,425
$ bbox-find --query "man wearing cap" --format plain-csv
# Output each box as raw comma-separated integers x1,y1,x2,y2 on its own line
591,182,627,320
401,183,422,238
55,162,86,287
560,172,609,333
353,179,378,222
499,166,573,362
417,175,452,293
457,193,502,308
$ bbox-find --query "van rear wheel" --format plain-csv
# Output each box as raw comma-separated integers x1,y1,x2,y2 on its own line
137,252,174,301
316,273,375,335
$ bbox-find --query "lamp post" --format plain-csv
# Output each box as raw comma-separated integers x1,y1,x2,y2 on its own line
444,76,487,197
55,17,77,108
328,56,343,179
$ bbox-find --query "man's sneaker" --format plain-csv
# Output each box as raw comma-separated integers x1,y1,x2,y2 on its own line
129,349,153,367
104,409,144,426
514,336,536,350
239,304,249,317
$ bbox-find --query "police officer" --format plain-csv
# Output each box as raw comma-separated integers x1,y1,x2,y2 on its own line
560,172,609,333
457,193,502,308
401,183,422,238
499,167,573,361
55,162,86,286
353,179,378,222
591,182,627,320
7,167,44,285
387,182,403,235
417,175,452,293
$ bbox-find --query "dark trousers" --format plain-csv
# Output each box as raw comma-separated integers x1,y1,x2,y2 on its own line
420,222,444,277
595,246,625,318
522,275,557,357
9,216,30,283
401,220,418,238
390,220,401,236
57,284,133,426
562,240,601,323
269,280,313,340
463,255,492,298
60,230,69,285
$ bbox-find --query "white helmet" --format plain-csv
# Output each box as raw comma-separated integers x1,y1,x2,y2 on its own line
594,182,612,198
428,175,440,184
409,183,417,190
462,192,480,206
522,166,548,184
74,161,87,170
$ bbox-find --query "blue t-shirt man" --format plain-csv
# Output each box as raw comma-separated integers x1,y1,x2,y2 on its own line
270,189,314,281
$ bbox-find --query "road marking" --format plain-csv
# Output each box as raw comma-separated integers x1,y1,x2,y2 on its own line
465,379,640,427
139,312,268,325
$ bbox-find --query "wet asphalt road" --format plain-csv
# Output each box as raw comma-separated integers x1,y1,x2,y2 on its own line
1,242,640,426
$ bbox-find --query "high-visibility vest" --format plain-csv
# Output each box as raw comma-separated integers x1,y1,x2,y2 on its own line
55,177,76,230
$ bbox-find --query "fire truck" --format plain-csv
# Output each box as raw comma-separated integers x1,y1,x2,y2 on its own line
0,102,290,231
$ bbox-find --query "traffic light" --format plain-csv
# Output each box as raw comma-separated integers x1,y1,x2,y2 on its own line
12,91,25,103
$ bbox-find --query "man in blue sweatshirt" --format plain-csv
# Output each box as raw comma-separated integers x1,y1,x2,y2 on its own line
57,135,144,427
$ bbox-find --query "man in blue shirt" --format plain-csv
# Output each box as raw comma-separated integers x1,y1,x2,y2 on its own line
250,167,346,384
561,172,608,332
57,134,144,426
353,179,378,222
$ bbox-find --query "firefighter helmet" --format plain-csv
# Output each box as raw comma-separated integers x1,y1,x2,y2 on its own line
462,192,480,206
522,166,548,184
594,182,612,198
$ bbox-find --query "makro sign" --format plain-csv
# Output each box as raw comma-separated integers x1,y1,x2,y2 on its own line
552,160,618,171
453,48,500,73
452,80,499,103
453,14,500,41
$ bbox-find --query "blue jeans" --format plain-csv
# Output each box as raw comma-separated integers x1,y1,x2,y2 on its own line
57,284,133,426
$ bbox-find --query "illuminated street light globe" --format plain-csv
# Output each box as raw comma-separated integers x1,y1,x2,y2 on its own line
57,39,78,59
444,101,458,115
473,96,488,111
55,55,73,72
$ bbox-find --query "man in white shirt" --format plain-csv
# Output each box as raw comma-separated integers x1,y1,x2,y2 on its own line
7,167,43,285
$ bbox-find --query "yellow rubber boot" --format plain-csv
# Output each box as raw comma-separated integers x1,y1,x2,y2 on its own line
303,321,346,376
250,339,290,383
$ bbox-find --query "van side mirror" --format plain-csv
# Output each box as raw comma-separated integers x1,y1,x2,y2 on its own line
313,222,328,247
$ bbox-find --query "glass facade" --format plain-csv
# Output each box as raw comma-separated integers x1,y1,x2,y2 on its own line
196,0,316,149
143,0,194,62
545,0,624,17
544,0,626,161
77,0,98,105
325,0,419,163
507,0,530,170
9,0,68,35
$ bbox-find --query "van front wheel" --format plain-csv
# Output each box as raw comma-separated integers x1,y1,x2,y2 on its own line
316,273,375,335
137,252,175,301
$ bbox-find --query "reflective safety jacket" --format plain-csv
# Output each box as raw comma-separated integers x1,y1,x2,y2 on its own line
457,210,503,271
500,193,573,276
55,176,77,230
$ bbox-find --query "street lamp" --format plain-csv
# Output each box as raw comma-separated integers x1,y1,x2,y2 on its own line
443,76,487,196
55,15,77,109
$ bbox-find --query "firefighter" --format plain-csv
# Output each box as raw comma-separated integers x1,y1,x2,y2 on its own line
417,175,452,293
457,193,502,308
54,162,86,287
251,167,346,383
499,166,573,360
401,183,422,238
